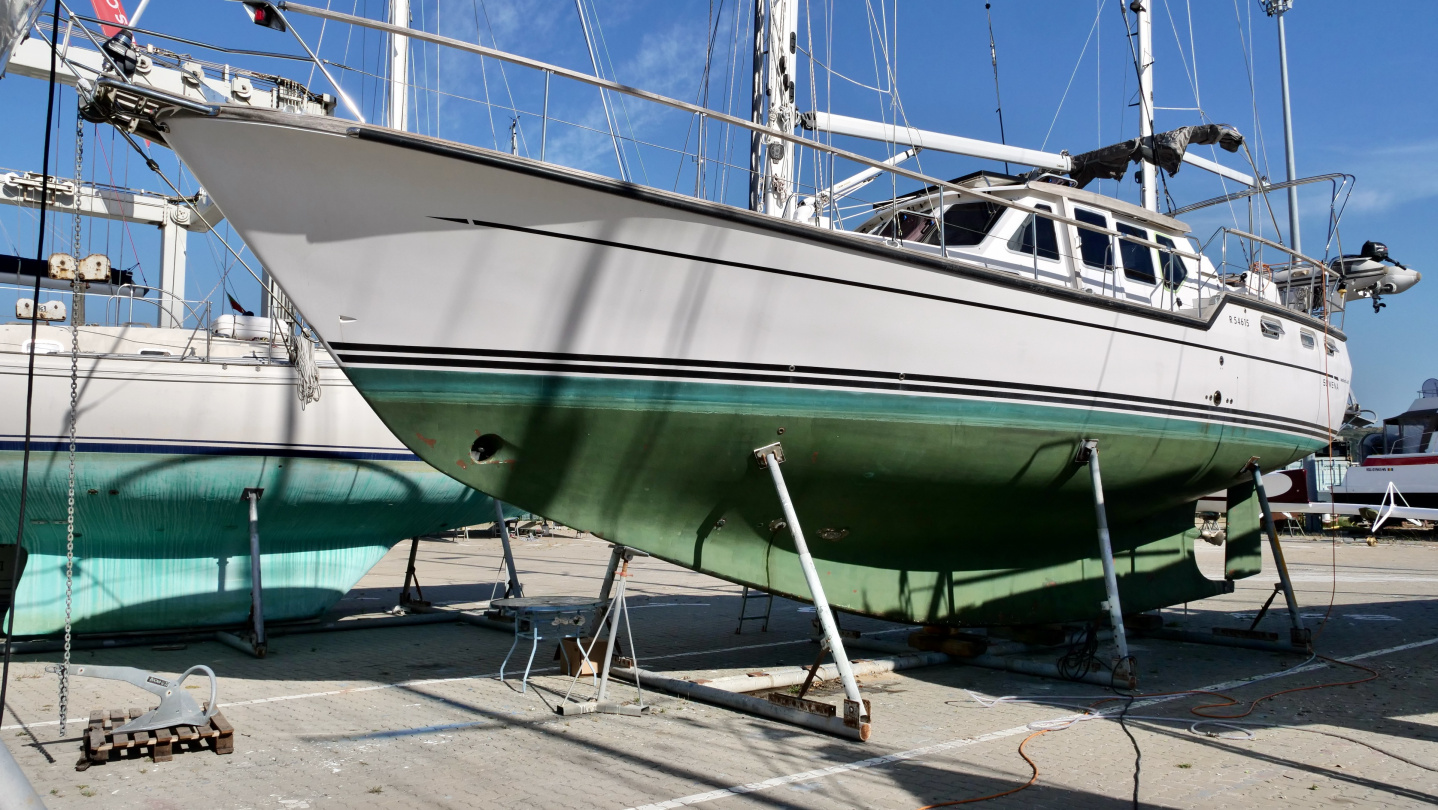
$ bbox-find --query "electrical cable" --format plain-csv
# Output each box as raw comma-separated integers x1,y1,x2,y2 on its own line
0,0,64,730
914,730,1048,809
1115,691,1141,809
935,650,1397,808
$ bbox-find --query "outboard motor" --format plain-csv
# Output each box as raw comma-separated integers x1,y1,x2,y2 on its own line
1333,239,1421,311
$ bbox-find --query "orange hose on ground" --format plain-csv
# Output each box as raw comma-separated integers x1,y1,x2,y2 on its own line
915,730,1048,809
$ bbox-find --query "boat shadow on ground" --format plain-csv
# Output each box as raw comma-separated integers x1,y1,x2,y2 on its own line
6,590,1435,806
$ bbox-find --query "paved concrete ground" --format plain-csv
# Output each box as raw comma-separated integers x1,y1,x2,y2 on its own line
3,531,1436,809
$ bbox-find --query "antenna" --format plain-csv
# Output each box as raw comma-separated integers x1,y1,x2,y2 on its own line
984,4,1010,174
1421,378,1438,399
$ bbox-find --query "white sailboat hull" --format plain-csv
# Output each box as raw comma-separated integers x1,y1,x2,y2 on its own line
155,108,1351,625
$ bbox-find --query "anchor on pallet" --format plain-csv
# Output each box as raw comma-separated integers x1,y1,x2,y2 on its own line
47,663,218,734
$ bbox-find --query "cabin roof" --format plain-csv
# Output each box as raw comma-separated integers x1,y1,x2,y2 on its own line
879,169,1191,236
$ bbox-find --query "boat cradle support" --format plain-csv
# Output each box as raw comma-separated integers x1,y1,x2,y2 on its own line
1076,440,1136,687
754,442,870,735
216,488,268,658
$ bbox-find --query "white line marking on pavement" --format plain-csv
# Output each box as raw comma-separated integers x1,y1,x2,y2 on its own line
622,635,1438,810
0,636,817,731
1288,575,1438,583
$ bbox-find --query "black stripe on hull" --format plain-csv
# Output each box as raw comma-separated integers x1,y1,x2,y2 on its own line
335,349,1332,442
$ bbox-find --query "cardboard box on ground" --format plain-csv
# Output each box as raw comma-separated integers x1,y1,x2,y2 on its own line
556,637,612,677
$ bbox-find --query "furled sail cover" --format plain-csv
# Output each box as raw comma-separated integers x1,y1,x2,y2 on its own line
0,0,44,78
1068,124,1245,189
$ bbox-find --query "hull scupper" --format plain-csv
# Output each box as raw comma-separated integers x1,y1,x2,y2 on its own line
159,108,1350,625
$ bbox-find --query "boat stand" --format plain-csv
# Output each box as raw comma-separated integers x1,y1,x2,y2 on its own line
493,499,525,600
557,548,649,717
1132,461,1311,654
1251,463,1311,647
754,442,869,734
216,488,268,658
397,536,430,610
1076,441,1136,687
734,586,773,634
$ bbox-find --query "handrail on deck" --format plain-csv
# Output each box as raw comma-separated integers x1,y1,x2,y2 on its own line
276,2,1203,264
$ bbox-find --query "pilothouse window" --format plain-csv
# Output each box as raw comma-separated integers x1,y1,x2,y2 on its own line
877,211,933,242
1117,223,1156,284
930,202,1003,247
1007,204,1060,261
1156,234,1189,288
1074,208,1114,269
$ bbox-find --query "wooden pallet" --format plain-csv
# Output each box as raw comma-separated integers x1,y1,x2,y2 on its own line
77,705,233,770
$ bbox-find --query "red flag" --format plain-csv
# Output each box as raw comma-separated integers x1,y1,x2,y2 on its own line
89,0,130,39
227,294,254,317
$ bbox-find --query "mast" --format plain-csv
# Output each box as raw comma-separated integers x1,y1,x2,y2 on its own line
747,1,765,212
752,0,798,217
1135,0,1156,212
388,0,409,131
1266,0,1301,253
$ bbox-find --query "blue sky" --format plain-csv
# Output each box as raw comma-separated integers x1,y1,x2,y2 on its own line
0,0,1433,418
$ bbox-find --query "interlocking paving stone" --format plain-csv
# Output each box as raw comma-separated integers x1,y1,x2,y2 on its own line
2,530,1436,808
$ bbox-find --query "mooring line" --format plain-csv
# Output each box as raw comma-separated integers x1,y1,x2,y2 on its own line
621,634,1438,810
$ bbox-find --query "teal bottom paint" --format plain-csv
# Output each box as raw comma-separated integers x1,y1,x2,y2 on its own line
1,449,498,635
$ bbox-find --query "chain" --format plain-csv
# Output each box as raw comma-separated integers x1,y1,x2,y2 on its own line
58,113,83,737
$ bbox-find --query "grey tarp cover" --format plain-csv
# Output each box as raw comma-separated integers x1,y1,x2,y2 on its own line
0,0,43,78
1068,124,1245,189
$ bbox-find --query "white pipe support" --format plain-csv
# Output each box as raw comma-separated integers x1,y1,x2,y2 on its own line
757,444,865,716
1084,441,1132,675
493,500,522,598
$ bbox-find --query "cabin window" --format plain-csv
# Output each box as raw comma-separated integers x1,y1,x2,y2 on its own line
1073,208,1114,269
876,211,934,242
1155,234,1189,288
1116,223,1156,284
1300,330,1316,349
1006,204,1060,261
1260,317,1284,339
932,201,1003,246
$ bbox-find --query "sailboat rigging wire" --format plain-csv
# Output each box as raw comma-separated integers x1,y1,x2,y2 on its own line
804,0,821,211
1232,0,1273,189
672,0,727,194
103,128,313,347
983,3,1010,174
574,0,627,181
585,0,650,185
1,0,64,732
475,0,528,156
1159,0,1202,120
1039,3,1103,152
305,0,334,87
55,14,314,62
